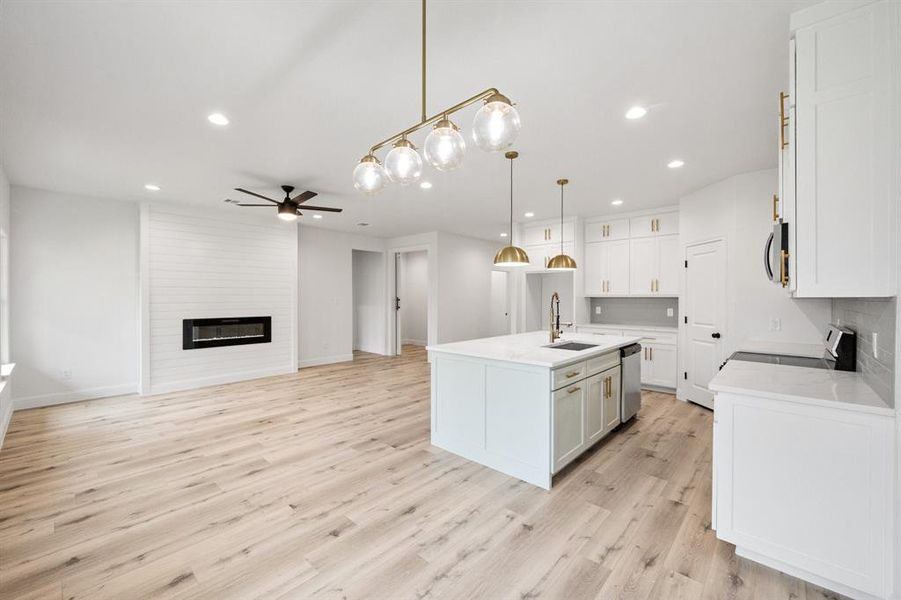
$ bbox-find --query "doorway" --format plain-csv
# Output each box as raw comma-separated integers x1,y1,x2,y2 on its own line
351,250,386,357
395,250,428,354
684,239,726,409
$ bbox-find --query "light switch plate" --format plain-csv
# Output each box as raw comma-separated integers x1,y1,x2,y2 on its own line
595,306,602,315
769,318,781,332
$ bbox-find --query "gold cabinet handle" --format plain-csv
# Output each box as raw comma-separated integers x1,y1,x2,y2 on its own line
779,91,789,150
565,370,579,378
773,194,779,223
780,249,789,288
650,347,653,360
651,280,654,293
567,386,579,394
650,218,655,232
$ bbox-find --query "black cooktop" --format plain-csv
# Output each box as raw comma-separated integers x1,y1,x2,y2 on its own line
728,351,831,370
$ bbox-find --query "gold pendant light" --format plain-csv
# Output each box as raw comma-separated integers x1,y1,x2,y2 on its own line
547,178,577,271
494,151,530,267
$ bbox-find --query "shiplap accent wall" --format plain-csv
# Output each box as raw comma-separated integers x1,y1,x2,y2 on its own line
142,204,297,394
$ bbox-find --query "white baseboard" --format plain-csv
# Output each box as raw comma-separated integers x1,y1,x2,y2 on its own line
402,339,427,347
148,365,295,395
297,354,354,369
13,383,137,411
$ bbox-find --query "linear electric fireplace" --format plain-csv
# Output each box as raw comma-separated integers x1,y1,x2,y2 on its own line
182,316,272,350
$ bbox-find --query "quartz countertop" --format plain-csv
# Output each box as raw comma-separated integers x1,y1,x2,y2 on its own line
577,323,678,334
709,359,893,417
427,331,641,368
734,339,824,358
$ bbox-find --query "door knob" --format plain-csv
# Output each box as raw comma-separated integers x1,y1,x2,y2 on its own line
711,332,721,339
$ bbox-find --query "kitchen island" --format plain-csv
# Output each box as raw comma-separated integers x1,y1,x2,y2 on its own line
427,331,641,489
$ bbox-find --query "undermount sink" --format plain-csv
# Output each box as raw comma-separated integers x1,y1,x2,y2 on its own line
545,342,598,351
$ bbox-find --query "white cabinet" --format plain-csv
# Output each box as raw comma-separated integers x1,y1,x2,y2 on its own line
583,240,629,295
629,234,679,295
713,391,894,599
586,366,621,446
600,366,621,435
640,343,677,388
525,242,575,270
552,380,586,472
629,211,679,238
791,0,898,297
523,221,574,246
585,218,630,242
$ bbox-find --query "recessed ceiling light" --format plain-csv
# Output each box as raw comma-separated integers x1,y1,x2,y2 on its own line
500,232,508,237
668,159,685,169
207,112,229,126
611,199,623,206
420,181,433,189
144,184,160,191
312,214,323,219
625,106,647,120
524,212,535,218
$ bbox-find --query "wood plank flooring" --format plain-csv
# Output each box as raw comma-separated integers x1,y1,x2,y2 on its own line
0,346,846,599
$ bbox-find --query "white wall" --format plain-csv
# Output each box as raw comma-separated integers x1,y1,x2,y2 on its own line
299,225,386,367
677,169,833,400
0,166,11,445
11,186,139,408
352,249,386,353
142,203,296,394
398,250,427,346
435,231,498,344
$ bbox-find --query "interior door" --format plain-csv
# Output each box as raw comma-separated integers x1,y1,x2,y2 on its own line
489,271,509,336
394,252,402,355
684,239,726,409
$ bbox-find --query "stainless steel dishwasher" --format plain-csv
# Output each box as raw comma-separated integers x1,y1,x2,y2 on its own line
620,344,642,422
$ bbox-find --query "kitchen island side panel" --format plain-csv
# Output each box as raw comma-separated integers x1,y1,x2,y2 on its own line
430,353,552,489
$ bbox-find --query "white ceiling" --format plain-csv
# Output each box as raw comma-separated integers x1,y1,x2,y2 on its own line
0,0,812,241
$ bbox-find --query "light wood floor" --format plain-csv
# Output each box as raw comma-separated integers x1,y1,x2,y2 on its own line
0,345,845,600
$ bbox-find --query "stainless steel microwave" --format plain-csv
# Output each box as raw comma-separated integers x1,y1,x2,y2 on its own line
764,221,789,287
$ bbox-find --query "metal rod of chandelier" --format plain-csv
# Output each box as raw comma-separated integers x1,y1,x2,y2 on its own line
352,0,522,194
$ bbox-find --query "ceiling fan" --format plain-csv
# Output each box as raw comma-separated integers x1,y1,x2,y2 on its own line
229,185,342,222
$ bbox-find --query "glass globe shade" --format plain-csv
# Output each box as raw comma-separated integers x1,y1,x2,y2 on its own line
352,156,387,194
472,94,521,152
384,140,423,185
424,119,466,171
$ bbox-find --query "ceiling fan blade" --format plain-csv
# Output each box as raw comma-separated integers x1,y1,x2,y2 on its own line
291,190,318,204
235,203,274,207
235,188,279,203
300,205,342,213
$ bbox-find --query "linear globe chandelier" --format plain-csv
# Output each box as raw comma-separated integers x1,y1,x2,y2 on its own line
352,0,522,194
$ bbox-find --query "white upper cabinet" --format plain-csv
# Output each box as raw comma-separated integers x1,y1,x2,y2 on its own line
629,234,678,296
584,240,630,295
522,223,549,246
629,211,679,239
585,218,630,242
792,0,898,297
522,221,575,246
548,221,574,244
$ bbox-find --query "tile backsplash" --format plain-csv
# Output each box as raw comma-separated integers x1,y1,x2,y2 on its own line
590,297,679,328
831,297,896,406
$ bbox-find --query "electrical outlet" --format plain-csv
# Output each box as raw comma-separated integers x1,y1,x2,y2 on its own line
666,307,674,317
595,306,601,315
62,369,72,380
769,318,781,332
872,332,879,359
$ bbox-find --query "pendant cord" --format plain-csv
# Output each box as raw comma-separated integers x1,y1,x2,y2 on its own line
509,158,514,240
560,184,564,253
421,0,427,123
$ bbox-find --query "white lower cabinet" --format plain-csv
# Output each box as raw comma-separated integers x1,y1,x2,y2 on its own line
713,392,894,599
641,343,677,388
552,354,622,474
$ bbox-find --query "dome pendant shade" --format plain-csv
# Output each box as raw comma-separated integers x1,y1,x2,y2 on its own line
547,177,577,270
547,254,577,270
494,245,530,267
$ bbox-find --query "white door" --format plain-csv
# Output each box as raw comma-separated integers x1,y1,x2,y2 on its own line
684,239,727,409
656,235,680,295
629,237,656,294
607,240,630,295
489,271,510,336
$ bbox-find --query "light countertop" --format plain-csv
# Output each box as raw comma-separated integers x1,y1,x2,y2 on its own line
709,360,893,417
577,323,678,333
427,331,641,368
734,339,824,358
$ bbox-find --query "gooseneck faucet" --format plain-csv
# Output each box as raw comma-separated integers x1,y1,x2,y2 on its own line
549,291,561,343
